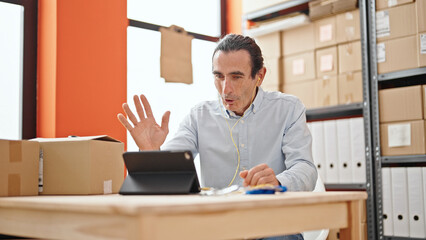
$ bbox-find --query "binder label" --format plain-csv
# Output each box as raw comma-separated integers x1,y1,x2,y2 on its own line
420,34,426,54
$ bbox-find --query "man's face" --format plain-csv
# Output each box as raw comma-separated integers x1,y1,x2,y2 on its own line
212,50,258,116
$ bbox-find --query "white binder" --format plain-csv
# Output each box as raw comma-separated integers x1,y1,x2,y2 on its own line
350,117,366,183
423,167,426,236
336,119,352,183
324,120,339,183
407,167,426,238
310,121,327,183
391,167,410,237
382,167,394,236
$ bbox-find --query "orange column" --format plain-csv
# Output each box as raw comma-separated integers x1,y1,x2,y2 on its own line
226,0,242,34
37,0,128,145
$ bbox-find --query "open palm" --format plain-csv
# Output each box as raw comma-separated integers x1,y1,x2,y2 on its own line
117,94,170,150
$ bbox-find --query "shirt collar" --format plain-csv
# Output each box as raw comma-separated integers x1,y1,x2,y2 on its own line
221,87,264,118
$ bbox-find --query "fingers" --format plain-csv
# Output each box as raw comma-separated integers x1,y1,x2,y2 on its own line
140,95,154,118
239,170,248,179
133,95,146,121
243,164,278,187
117,113,133,131
161,111,171,133
122,103,139,125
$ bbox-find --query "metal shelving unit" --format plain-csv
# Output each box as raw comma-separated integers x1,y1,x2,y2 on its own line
242,0,377,239
367,0,426,239
306,103,363,121
325,183,367,190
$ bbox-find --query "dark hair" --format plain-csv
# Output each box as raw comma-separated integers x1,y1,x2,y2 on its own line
212,34,264,79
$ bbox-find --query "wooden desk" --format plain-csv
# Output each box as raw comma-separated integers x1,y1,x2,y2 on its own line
0,191,367,240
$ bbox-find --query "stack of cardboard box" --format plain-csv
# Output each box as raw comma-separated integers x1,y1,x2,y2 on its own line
281,8,363,109
379,85,426,156
282,23,317,108
0,136,125,196
376,0,426,74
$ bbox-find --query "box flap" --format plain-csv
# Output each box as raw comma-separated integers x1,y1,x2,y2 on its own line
30,135,121,143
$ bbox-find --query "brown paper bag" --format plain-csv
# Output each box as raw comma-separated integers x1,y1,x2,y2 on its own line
159,25,194,84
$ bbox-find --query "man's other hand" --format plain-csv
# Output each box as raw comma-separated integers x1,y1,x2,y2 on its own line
239,163,279,187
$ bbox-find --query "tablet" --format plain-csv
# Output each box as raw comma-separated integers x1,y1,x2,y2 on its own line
119,150,200,195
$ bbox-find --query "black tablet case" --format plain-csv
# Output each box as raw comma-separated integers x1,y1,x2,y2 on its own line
119,151,200,195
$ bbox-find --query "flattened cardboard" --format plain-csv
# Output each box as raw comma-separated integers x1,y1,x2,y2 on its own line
380,120,426,156
377,35,418,74
160,25,194,84
379,85,423,123
31,135,124,195
282,23,315,56
338,40,362,73
336,9,361,44
0,140,39,197
284,51,316,83
338,71,363,105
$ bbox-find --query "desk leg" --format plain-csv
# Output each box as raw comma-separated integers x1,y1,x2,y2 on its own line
339,200,364,240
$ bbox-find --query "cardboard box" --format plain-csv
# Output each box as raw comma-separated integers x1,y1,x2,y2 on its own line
338,71,363,105
283,80,317,109
336,9,361,44
263,57,283,86
376,0,413,10
380,120,426,156
0,140,39,197
243,0,290,14
423,85,426,119
262,84,281,92
376,3,416,41
418,0,426,33
314,16,337,49
419,32,426,67
377,35,418,74
338,41,362,73
316,76,339,107
32,136,124,195
282,23,315,56
283,51,316,83
379,85,423,123
316,46,338,78
255,32,281,58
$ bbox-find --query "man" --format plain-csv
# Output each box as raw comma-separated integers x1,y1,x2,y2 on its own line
118,34,317,239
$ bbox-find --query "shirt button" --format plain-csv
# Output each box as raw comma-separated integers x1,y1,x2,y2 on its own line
240,143,245,148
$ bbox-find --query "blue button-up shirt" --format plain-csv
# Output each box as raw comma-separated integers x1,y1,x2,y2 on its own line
162,87,317,191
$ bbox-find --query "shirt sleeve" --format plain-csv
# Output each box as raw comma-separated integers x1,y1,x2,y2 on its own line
276,99,318,191
161,108,199,157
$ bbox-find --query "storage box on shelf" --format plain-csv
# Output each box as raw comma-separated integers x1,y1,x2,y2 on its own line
375,1,426,74
338,71,363,105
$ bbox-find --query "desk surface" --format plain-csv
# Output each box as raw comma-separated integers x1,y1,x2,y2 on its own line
0,191,367,240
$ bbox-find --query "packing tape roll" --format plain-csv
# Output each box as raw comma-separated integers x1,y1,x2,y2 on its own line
9,141,22,162
8,174,21,196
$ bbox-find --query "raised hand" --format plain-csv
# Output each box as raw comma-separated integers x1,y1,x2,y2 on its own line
117,94,170,150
